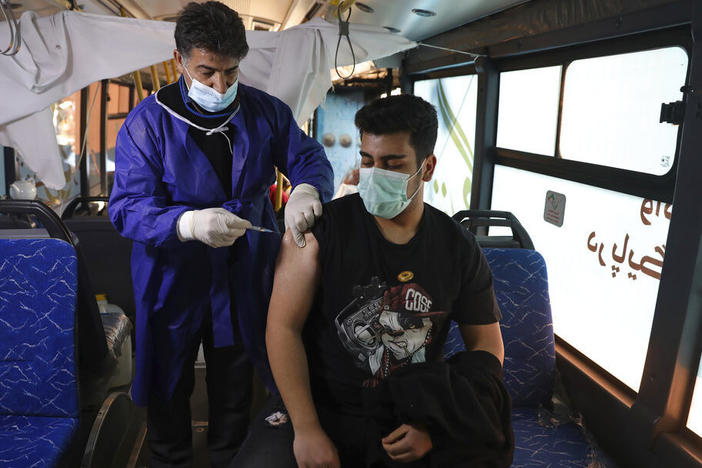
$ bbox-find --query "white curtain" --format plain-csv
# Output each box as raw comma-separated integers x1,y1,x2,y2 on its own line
0,12,415,189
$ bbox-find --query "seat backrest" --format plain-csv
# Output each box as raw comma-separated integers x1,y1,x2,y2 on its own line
0,238,79,419
63,217,135,322
444,248,556,408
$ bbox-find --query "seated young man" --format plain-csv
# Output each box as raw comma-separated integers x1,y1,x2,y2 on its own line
232,95,513,468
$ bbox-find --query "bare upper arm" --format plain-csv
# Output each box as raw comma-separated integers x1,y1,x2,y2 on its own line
267,229,321,334
458,322,505,366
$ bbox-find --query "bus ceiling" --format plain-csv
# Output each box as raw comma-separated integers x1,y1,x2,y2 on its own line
403,0,691,75
8,0,531,39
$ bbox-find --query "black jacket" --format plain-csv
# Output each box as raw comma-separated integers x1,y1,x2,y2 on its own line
362,350,514,468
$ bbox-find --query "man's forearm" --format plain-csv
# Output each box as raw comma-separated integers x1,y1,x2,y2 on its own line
266,322,321,432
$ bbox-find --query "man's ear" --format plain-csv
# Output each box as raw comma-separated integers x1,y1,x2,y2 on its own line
173,49,184,74
422,155,437,182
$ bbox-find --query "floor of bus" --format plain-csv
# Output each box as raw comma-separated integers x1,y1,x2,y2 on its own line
133,365,269,468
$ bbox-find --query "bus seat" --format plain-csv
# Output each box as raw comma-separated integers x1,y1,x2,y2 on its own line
0,200,131,388
444,248,598,467
62,217,136,325
0,238,80,468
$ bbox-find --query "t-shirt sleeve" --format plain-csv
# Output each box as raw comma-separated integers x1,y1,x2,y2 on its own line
451,228,501,324
311,200,334,263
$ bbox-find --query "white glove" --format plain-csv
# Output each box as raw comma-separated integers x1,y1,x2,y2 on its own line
285,183,322,248
177,208,251,248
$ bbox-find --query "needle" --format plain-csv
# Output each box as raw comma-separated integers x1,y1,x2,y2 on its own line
246,225,276,233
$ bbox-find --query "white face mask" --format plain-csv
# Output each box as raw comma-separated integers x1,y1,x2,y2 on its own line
183,63,238,113
357,162,424,219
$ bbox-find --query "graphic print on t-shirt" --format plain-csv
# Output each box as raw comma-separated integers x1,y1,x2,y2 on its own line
334,275,447,387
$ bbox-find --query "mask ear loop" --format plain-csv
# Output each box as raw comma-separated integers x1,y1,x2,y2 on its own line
182,60,194,89
406,159,427,201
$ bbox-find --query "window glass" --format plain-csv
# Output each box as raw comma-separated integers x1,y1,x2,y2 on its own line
414,75,478,215
497,66,562,156
688,359,702,436
492,165,672,390
560,47,688,174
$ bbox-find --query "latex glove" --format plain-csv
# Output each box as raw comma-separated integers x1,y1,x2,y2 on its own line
177,208,251,248
285,183,322,248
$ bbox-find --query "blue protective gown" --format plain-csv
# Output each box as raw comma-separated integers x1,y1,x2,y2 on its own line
109,82,333,406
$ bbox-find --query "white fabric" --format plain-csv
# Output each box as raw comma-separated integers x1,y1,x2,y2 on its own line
0,12,415,189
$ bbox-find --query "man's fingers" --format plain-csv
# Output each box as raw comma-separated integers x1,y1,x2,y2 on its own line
292,227,306,248
301,209,316,229
312,200,323,218
387,451,418,463
382,425,409,444
383,437,413,457
225,215,251,229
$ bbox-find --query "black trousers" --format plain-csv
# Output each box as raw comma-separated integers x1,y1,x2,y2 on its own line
146,313,253,468
230,396,430,468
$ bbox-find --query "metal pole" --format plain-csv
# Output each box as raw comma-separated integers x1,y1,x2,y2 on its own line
100,79,108,195
79,87,89,199
133,70,145,101
150,65,161,91
162,61,173,83
274,170,284,212
170,59,179,83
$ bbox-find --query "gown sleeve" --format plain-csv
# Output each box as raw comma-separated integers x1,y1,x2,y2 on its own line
268,98,334,202
109,114,192,248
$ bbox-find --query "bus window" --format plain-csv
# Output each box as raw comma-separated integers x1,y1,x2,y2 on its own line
689,360,702,436
496,66,562,156
560,47,688,175
414,75,478,213
491,165,672,391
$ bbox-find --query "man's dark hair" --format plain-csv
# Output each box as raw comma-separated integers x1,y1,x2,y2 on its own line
354,94,438,164
175,1,249,61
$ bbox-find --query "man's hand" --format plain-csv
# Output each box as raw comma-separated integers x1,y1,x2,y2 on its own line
382,423,433,463
285,183,322,248
177,208,251,248
293,426,340,468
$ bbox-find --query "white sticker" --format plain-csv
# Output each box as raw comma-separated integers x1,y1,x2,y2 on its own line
544,190,566,227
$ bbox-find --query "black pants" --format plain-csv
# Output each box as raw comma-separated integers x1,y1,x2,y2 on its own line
230,396,430,468
146,313,253,468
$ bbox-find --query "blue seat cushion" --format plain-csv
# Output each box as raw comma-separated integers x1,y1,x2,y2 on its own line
0,414,78,468
512,407,592,467
444,248,556,408
0,239,79,418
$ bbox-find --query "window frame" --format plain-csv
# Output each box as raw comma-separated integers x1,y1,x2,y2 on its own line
493,27,691,204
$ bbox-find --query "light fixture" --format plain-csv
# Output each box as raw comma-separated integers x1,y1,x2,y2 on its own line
355,2,374,14
383,26,401,33
411,8,436,17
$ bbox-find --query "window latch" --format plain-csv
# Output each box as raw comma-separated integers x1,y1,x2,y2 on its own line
660,101,685,125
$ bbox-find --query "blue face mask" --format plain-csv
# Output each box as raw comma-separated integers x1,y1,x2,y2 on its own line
183,64,238,113
357,162,424,219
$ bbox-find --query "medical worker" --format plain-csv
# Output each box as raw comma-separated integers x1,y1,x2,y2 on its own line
109,2,333,467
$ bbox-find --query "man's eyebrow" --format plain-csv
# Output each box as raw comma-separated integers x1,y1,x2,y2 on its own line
359,151,407,160
196,64,239,72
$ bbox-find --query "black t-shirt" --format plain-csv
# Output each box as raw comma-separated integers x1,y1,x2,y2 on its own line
307,193,500,413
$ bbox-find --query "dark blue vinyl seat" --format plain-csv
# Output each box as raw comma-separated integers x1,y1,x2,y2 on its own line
0,238,79,468
444,248,594,467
